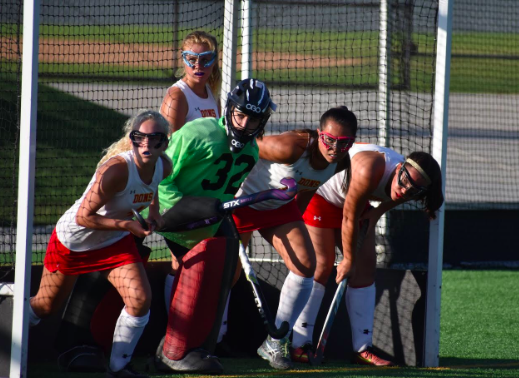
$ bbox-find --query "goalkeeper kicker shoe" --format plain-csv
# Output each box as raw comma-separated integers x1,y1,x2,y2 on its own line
257,336,293,370
154,336,223,374
352,347,395,366
105,363,148,378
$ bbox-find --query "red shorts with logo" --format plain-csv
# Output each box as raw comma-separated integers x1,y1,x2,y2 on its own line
44,229,142,275
303,193,343,229
232,199,303,234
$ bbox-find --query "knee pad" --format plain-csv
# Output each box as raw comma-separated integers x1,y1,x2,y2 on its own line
163,236,238,360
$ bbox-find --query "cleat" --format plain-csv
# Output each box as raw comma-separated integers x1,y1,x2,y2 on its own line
154,336,223,374
57,345,106,372
290,342,313,363
257,336,293,370
106,363,148,378
352,347,395,367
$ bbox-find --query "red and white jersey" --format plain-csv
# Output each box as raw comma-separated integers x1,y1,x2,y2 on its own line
171,79,219,122
236,147,337,211
317,143,404,207
56,150,164,251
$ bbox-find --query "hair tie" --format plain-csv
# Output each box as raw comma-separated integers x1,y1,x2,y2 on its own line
405,158,431,185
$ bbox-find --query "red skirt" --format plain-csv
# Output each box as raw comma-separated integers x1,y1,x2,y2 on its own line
232,199,303,233
303,193,343,229
44,229,142,275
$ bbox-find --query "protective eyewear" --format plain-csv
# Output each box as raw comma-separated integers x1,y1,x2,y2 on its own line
181,50,217,68
130,130,167,149
319,131,355,153
397,163,428,197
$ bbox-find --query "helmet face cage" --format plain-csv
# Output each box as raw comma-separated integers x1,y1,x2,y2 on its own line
225,79,275,152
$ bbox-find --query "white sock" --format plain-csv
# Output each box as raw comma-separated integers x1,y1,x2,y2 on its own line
110,307,150,372
292,281,325,348
217,291,231,343
274,271,314,338
345,283,375,352
28,300,41,327
164,273,175,315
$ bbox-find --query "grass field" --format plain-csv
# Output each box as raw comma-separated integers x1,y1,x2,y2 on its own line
2,25,518,93
24,270,519,378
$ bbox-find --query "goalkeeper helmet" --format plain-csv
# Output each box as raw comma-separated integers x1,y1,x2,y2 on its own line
225,78,277,153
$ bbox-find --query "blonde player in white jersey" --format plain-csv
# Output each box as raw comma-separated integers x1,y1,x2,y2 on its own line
158,30,231,350
232,106,358,370
28,110,172,378
292,143,444,366
160,30,221,133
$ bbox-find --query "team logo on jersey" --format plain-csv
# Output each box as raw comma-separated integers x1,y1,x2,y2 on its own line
200,109,217,117
133,192,153,203
298,177,321,188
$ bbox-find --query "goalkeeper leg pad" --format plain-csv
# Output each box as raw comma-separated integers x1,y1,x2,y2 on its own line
158,236,238,370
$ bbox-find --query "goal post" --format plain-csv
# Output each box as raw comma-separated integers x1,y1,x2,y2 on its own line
10,0,41,376
424,0,452,367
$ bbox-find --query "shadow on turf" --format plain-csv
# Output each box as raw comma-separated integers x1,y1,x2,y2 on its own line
440,357,519,369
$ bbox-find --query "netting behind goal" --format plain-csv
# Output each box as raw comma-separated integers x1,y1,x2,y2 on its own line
247,0,439,284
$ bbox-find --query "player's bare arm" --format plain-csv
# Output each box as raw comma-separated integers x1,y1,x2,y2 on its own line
257,131,307,164
76,158,151,237
336,153,384,282
160,86,189,133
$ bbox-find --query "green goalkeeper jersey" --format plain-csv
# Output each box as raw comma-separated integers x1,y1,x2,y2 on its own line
153,116,258,248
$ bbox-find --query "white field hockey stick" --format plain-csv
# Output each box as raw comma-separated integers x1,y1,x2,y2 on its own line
239,242,290,339
308,219,369,365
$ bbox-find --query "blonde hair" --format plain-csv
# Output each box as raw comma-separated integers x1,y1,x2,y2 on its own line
177,30,222,99
97,109,170,167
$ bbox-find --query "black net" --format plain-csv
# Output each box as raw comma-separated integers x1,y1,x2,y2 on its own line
447,0,519,210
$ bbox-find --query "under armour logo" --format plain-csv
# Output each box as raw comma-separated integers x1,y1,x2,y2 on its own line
122,353,132,359
363,329,371,335
301,322,308,328
195,107,201,112
314,216,321,221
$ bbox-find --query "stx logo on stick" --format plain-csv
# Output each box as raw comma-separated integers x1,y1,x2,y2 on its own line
223,199,240,209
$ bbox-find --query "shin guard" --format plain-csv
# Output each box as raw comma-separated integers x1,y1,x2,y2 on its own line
162,236,238,360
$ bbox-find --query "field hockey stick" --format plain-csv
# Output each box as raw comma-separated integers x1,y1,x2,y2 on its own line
166,177,298,232
308,219,369,365
239,242,290,339
132,209,149,231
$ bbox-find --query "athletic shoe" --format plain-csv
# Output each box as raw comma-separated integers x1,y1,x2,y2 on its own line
352,347,395,366
105,363,148,378
257,336,293,370
57,345,106,372
290,342,313,363
154,336,223,374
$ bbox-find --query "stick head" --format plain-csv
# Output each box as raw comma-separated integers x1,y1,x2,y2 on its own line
277,177,297,200
132,209,149,231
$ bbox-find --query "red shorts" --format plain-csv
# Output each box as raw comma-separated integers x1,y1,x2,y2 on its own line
232,200,303,234
303,193,343,229
44,229,142,275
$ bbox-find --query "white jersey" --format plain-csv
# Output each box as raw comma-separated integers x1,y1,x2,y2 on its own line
236,148,337,211
317,143,404,207
56,150,164,251
171,79,219,122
